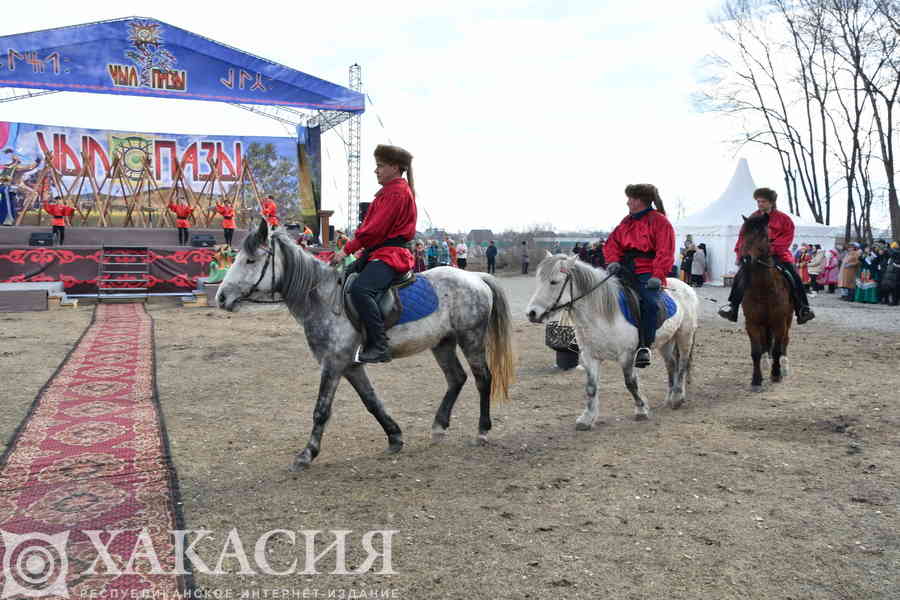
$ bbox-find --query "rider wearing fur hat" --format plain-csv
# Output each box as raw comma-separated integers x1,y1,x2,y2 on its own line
604,184,675,369
718,187,815,324
331,144,418,364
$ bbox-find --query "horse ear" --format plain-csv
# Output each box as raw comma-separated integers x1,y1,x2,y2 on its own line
741,215,747,222
256,218,269,245
545,250,553,259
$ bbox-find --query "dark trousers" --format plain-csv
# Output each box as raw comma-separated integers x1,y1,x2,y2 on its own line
690,274,704,287
52,225,65,245
178,227,190,245
522,261,529,275
458,258,467,270
350,259,395,346
636,273,660,348
728,260,809,313
224,228,234,246
487,258,496,274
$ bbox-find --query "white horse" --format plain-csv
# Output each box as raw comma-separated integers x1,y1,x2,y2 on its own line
525,253,699,428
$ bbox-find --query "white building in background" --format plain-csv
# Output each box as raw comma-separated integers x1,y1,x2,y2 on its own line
673,158,843,285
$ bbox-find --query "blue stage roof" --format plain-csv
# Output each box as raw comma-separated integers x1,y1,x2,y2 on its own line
0,17,364,113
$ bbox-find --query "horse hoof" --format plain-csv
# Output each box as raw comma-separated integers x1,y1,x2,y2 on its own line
477,434,490,446
771,375,782,383
575,421,593,431
290,459,310,472
634,413,650,422
670,398,685,410
387,436,404,454
430,431,447,443
751,385,763,393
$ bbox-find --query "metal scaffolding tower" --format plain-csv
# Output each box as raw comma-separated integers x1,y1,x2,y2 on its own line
347,64,363,232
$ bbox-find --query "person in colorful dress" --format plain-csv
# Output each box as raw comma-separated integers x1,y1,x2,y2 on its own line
215,200,236,247
43,196,75,245
168,197,195,245
261,195,279,227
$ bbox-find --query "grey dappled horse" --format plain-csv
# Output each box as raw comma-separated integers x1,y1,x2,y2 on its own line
525,254,699,427
216,220,515,470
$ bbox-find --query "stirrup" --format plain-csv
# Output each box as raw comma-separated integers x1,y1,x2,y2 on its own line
634,347,651,369
717,303,738,322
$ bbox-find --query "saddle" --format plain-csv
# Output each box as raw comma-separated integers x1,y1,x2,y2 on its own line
619,287,674,330
342,270,416,334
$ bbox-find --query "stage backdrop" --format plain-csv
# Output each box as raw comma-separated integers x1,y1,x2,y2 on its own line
0,120,321,225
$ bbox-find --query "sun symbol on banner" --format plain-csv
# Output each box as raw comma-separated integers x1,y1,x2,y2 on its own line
109,135,153,181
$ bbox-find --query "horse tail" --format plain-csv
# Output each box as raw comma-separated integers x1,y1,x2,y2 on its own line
479,274,516,402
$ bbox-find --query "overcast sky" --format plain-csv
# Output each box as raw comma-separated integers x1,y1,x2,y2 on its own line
3,0,829,233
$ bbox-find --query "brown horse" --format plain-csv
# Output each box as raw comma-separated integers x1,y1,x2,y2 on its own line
739,213,794,391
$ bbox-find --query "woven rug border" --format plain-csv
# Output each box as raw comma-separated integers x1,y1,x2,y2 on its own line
0,303,196,598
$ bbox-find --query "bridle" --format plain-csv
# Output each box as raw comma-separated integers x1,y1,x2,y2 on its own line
240,243,283,304
536,268,615,322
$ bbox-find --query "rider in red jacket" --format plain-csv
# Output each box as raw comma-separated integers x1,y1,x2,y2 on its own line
718,187,815,324
604,184,675,368
331,145,418,364
43,196,75,245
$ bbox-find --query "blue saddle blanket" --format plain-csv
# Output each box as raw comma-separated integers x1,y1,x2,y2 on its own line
617,290,677,329
396,276,439,325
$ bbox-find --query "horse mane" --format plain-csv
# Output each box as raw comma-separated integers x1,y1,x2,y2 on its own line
538,254,623,323
270,230,333,310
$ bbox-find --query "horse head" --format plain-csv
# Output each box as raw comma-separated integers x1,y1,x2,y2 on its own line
525,253,580,323
740,212,771,261
216,219,281,311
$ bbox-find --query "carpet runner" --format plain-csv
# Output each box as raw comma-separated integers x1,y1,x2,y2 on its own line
0,303,188,599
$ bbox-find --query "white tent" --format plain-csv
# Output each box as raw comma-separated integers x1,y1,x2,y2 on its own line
673,159,843,284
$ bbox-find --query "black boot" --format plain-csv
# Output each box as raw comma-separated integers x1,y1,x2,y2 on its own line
717,302,739,322
357,334,392,364
797,306,815,324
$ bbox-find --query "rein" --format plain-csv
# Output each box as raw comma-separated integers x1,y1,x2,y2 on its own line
537,269,615,322
241,244,283,304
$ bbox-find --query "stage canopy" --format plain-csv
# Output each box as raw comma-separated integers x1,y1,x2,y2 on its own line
0,17,364,112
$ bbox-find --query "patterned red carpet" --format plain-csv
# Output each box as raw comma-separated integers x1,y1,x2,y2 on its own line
0,303,188,598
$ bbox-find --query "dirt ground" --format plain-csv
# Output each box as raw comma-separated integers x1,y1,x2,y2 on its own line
1,278,899,599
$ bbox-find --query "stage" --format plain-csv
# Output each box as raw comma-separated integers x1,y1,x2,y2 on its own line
0,226,248,296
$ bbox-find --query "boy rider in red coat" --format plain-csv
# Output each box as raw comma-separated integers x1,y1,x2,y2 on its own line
331,145,417,364
168,199,195,245
604,184,675,368
43,196,75,245
717,187,815,324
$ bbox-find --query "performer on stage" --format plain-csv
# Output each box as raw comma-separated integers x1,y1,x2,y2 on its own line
43,196,75,245
261,195,279,227
215,200,236,246
168,197,195,245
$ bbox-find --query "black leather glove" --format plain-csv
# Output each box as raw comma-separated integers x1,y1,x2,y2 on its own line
646,277,662,290
607,262,621,275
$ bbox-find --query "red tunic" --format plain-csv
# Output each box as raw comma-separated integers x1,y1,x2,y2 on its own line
734,208,795,264
261,200,279,226
215,204,236,229
168,203,195,228
604,208,676,282
43,201,75,227
344,177,417,273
